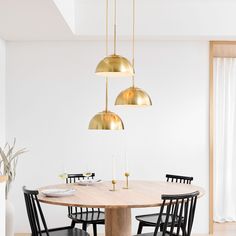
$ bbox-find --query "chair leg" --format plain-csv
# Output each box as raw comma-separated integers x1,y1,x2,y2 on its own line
71,220,76,228
82,223,87,231
93,224,97,236
137,222,144,234
181,225,186,236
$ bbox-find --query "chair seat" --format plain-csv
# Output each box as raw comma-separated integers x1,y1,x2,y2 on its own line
42,228,89,236
135,213,182,226
69,211,105,223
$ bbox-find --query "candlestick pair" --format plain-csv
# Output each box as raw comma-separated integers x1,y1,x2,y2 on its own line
110,172,130,191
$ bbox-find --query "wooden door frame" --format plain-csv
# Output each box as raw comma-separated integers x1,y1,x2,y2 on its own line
209,41,214,235
209,41,236,234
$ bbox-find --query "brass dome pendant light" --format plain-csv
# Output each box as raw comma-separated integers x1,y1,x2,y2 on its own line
88,82,124,130
89,0,124,130
115,0,152,106
95,0,134,77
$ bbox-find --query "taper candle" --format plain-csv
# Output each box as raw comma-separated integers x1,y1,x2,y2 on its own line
125,152,129,173
112,156,116,180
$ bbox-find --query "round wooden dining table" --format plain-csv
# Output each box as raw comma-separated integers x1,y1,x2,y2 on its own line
38,180,205,236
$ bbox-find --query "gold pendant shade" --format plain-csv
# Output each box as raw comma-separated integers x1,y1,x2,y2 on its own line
115,87,152,106
115,0,152,107
95,0,133,78
89,110,124,130
95,54,134,77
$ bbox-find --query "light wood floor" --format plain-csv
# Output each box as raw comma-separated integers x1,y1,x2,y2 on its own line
13,234,214,236
15,223,236,236
211,222,236,236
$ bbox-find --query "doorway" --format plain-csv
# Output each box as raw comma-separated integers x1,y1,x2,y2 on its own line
209,41,236,234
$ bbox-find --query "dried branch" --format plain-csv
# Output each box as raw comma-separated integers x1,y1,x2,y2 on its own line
0,139,27,199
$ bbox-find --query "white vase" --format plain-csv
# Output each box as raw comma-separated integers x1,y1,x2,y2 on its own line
6,199,14,236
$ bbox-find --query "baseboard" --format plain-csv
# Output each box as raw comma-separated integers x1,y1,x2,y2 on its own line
15,234,30,236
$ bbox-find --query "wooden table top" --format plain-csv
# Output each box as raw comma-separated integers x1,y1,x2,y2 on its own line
38,180,205,208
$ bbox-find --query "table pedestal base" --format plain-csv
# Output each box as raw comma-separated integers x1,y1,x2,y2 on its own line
105,208,131,236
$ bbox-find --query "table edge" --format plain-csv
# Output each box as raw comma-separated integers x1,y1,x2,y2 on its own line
38,181,205,208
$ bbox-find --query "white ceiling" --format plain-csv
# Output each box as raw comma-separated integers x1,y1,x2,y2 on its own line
0,0,75,40
1,0,236,41
74,0,236,39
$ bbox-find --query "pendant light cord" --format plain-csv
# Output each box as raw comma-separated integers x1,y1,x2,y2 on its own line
105,0,109,112
106,0,108,56
105,77,108,111
132,0,135,87
114,0,117,55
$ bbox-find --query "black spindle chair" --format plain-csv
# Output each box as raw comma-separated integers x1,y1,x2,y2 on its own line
134,191,199,236
136,174,194,234
23,186,89,236
66,173,105,236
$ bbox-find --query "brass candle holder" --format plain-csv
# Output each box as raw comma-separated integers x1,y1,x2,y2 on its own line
110,179,117,191
123,172,130,189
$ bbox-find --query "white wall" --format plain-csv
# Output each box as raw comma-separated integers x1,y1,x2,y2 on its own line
0,38,6,236
0,38,5,146
6,40,209,234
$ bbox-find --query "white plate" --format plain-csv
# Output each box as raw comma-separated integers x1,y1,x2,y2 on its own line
41,188,76,197
77,179,102,186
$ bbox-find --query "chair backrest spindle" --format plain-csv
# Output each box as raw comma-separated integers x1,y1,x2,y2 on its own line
166,174,193,185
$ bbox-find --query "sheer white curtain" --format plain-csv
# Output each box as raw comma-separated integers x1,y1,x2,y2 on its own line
214,58,236,222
